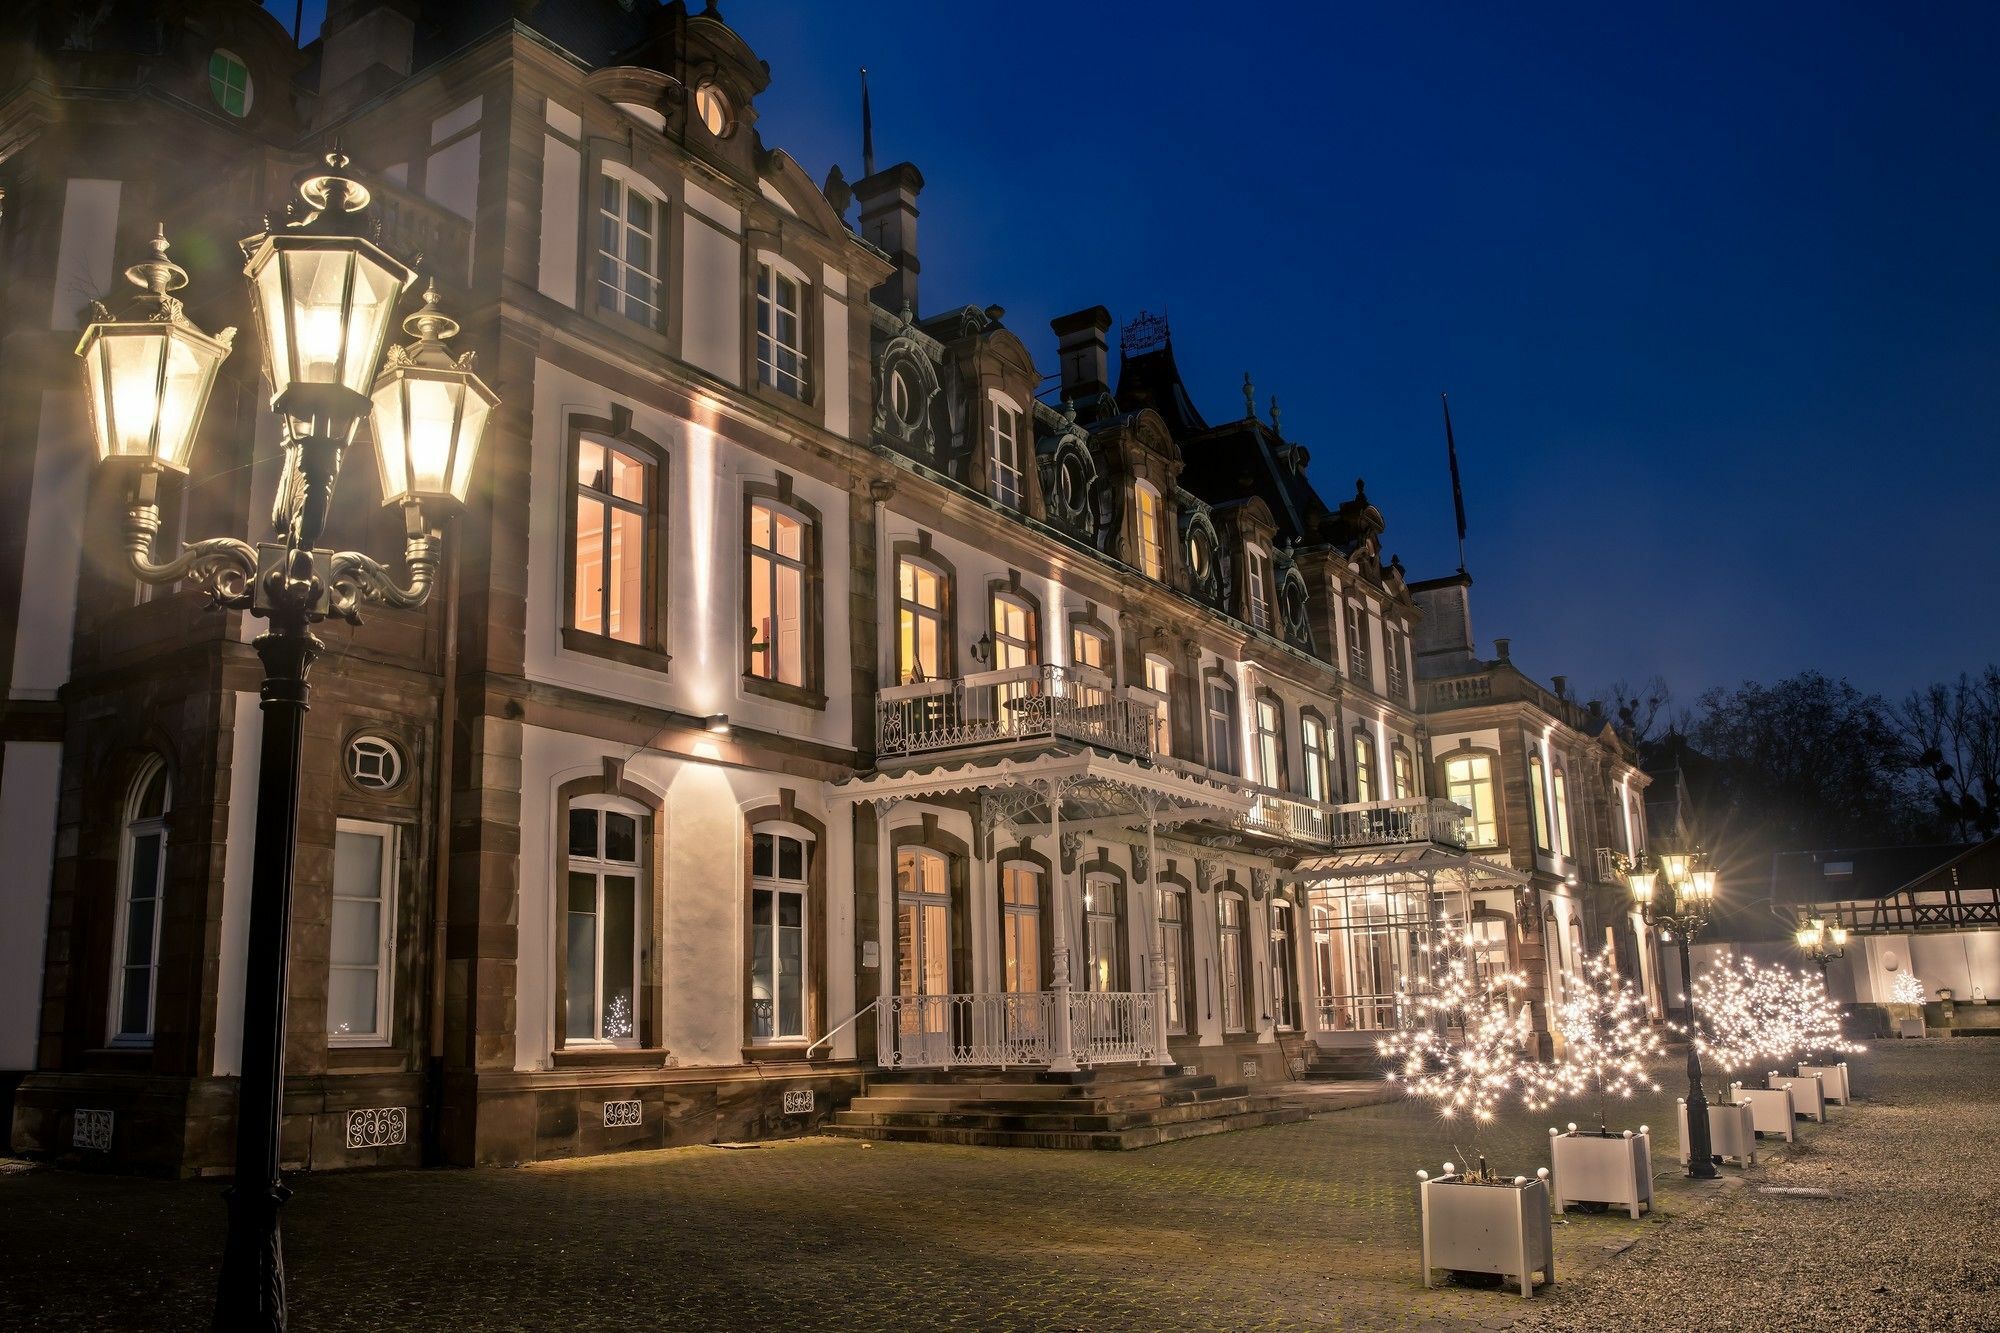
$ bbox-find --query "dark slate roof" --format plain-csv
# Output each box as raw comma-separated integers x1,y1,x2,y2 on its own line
1114,344,1209,437
405,0,668,71
1772,844,1977,907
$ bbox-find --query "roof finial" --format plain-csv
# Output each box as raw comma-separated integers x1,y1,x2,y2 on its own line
860,67,875,177
1242,371,1255,420
1269,394,1282,437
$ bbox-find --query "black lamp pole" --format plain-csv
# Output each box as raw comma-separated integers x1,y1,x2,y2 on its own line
1629,850,1719,1181
1672,922,1716,1180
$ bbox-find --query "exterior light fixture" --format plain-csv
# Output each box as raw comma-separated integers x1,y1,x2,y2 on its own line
1627,869,1655,903
704,713,731,734
1659,851,1693,885
1621,845,1722,1181
369,281,495,510
75,226,235,472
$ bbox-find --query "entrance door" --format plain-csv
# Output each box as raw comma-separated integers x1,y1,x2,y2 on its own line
1000,863,1044,1053
895,847,954,1064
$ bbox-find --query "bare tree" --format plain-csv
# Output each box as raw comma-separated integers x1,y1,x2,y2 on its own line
1896,669,2000,841
1600,675,1674,745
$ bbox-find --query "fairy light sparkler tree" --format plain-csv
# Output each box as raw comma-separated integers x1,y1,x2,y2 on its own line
1890,970,1928,1006
1687,954,1784,1089
1551,949,1666,1134
1380,917,1550,1182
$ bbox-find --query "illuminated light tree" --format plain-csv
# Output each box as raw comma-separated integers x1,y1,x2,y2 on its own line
1890,970,1928,1006
1379,919,1544,1179
1549,950,1666,1133
1686,954,1784,1087
1785,965,1865,1065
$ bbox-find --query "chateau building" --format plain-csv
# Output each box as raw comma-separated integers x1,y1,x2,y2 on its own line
0,0,1659,1172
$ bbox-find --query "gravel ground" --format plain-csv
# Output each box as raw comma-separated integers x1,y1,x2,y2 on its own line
1533,1039,2000,1332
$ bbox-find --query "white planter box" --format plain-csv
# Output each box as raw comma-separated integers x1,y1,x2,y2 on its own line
1896,1016,1927,1039
1678,1097,1757,1166
1728,1083,1796,1140
1418,1172,1555,1298
1549,1128,1652,1219
1799,1062,1850,1104
1768,1072,1826,1122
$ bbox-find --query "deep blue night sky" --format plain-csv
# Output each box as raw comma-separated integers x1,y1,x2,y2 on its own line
271,1,2000,704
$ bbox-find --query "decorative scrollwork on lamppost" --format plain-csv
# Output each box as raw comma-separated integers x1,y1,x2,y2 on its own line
1624,847,1721,1181
74,150,495,1333
1795,915,1848,979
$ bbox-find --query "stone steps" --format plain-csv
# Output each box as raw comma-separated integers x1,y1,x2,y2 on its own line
1300,1049,1387,1081
817,1064,1310,1150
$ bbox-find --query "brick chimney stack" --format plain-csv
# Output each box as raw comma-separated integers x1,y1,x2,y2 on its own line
316,0,417,128
1051,307,1113,401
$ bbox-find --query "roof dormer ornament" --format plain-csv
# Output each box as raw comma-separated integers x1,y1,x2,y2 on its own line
1242,371,1255,420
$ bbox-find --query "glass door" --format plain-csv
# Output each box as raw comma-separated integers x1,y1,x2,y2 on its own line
895,848,953,1063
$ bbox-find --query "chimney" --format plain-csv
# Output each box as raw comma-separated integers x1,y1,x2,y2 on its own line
316,1,417,127
1552,674,1568,699
1051,307,1112,400
1494,637,1511,662
853,163,924,316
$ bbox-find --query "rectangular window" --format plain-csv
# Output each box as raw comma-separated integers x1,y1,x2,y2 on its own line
1393,746,1414,800
756,262,808,398
750,830,809,1041
1529,751,1552,850
1245,547,1271,631
597,173,662,329
896,558,945,683
989,402,1025,509
572,438,650,646
565,805,642,1045
1083,876,1121,992
1553,768,1574,858
1445,754,1499,846
1001,865,1042,994
112,789,169,1045
1219,894,1246,1032
1071,624,1110,710
1205,679,1236,775
1271,902,1295,1031
1345,604,1371,687
329,820,395,1045
1302,716,1328,803
1353,731,1376,804
748,501,807,687
1255,696,1285,790
1135,484,1165,579
1145,655,1173,757
1385,627,1406,699
1159,888,1187,1035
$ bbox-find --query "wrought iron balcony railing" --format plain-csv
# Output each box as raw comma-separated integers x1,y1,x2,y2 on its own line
876,664,1158,761
1325,796,1470,850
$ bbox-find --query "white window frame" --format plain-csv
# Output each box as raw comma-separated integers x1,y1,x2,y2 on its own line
750,823,812,1043
571,435,653,645
1392,744,1414,800
896,556,946,683
1245,545,1271,631
756,255,810,398
988,391,1026,509
108,760,170,1047
1529,749,1552,851
1083,873,1122,993
1134,481,1166,579
1205,677,1237,775
329,817,397,1048
1352,730,1376,804
1553,765,1574,859
1254,694,1285,790
990,590,1037,669
1301,714,1329,803
1445,753,1500,848
747,497,809,687
1345,602,1371,685
1218,891,1247,1033
1143,654,1173,757
564,796,647,1049
596,165,666,330
1000,862,1044,994
1159,886,1188,1035
1270,899,1296,1031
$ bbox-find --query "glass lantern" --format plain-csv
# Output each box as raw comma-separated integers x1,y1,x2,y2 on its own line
368,284,496,509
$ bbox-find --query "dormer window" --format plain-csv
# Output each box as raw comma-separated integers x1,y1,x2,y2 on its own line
694,83,733,137
1135,482,1166,579
1245,546,1271,631
209,50,252,118
988,393,1026,510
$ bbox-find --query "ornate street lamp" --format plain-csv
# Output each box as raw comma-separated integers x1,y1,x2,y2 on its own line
1795,916,1848,977
74,151,493,1332
1628,846,1721,1180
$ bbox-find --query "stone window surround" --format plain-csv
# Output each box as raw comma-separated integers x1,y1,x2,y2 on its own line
992,843,1055,995
1298,706,1333,804
749,246,827,430
741,797,828,1057
1435,741,1505,851
887,818,973,999
985,570,1042,670
583,153,679,347
891,532,958,683
562,410,673,674
1252,687,1290,793
1199,663,1240,777
552,764,666,1067
740,471,827,709
1153,864,1196,1035
1074,848,1132,993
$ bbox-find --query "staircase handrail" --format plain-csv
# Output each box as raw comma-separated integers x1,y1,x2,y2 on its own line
804,999,879,1059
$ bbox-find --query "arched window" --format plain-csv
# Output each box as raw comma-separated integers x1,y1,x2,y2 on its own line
746,493,818,692
750,826,812,1041
999,862,1043,994
1529,749,1552,851
1301,713,1329,803
1552,765,1574,859
1270,898,1297,1031
565,797,645,1045
110,759,170,1044
895,555,947,683
989,591,1037,670
569,432,662,654
1158,884,1189,1035
1218,890,1248,1032
1134,481,1166,579
1083,873,1124,992
1352,729,1378,804
1392,744,1415,800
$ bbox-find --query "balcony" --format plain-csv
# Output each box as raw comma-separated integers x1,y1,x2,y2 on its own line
1326,797,1469,850
876,664,1158,761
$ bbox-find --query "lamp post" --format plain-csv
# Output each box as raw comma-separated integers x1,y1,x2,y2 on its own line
1795,916,1848,980
74,152,494,1332
1627,848,1720,1180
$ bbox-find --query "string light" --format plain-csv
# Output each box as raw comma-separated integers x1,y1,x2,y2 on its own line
1377,914,1542,1134
1546,949,1665,1132
1890,971,1928,1006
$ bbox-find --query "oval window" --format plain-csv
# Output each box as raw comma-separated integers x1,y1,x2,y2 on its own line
694,83,732,137
209,50,253,118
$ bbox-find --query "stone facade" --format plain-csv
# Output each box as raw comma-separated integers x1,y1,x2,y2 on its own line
0,0,1659,1174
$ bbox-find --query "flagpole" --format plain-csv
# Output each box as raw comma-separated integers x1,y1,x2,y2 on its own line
1442,392,1468,575
860,67,875,177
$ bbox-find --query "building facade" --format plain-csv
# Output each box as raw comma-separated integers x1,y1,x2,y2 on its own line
1,0,1657,1174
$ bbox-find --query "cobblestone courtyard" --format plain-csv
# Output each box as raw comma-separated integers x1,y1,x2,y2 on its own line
4,1041,1995,1331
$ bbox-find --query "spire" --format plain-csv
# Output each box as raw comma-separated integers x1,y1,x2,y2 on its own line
860,67,875,177
1242,371,1255,419
1268,394,1282,437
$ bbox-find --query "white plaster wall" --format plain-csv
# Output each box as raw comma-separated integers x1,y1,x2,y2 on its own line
516,722,837,1071
424,98,482,224
0,741,62,1069
536,124,582,307
524,358,851,747
211,691,261,1076
820,273,850,439
681,200,741,385
11,392,92,699
49,178,120,329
